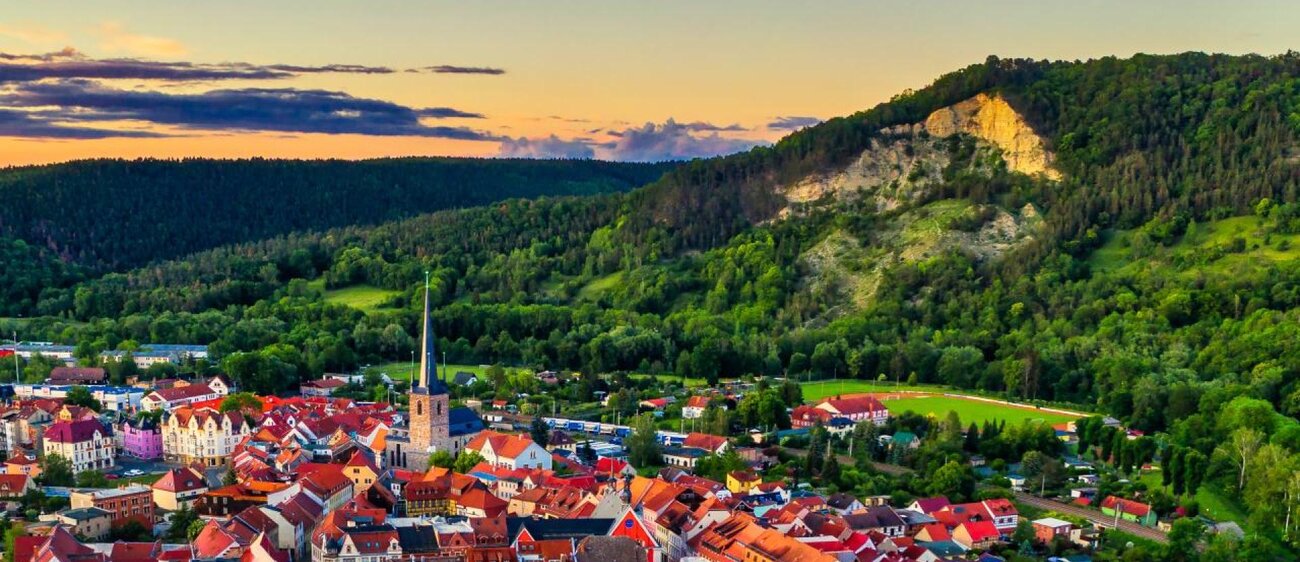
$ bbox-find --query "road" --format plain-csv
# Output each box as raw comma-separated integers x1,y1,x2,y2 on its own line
787,448,1168,544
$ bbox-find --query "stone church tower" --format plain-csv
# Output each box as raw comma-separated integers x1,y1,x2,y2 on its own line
407,277,450,471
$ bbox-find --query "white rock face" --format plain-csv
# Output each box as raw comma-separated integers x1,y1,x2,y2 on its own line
923,93,1061,180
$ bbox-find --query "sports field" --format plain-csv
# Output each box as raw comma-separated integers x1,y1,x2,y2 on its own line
801,380,934,401
881,395,1077,426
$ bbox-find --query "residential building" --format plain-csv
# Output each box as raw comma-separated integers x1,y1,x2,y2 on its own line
161,406,253,466
1100,496,1157,527
70,484,155,530
53,507,114,540
0,473,33,498
466,431,552,471
43,419,114,473
151,466,209,510
1032,517,1074,544
725,470,761,494
813,396,890,426
48,367,107,385
5,450,41,479
681,396,721,420
300,379,347,397
121,417,162,460
142,383,221,411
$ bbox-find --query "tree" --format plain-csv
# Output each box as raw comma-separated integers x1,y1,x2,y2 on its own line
165,503,199,542
927,460,975,501
429,450,455,469
1165,517,1204,562
39,454,73,486
110,520,151,542
1218,427,1262,491
222,468,238,486
452,450,485,474
530,416,550,448
186,519,207,541
578,441,597,465
219,392,262,413
75,470,109,488
64,385,101,411
626,413,662,468
2,522,26,562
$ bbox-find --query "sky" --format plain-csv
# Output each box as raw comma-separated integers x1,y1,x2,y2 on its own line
0,1,1297,166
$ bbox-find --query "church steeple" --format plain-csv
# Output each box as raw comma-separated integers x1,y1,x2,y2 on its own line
416,271,447,394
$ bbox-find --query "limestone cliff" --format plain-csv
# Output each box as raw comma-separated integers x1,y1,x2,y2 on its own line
923,93,1060,179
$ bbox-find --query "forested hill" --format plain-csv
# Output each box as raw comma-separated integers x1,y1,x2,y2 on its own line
12,54,1300,548
0,157,673,313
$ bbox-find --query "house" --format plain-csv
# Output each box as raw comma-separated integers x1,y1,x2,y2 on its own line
607,508,664,562
1100,496,1157,527
826,492,864,514
121,417,162,460
816,396,890,426
681,433,728,455
681,396,715,420
43,419,115,473
952,520,1001,550
661,447,707,470
207,374,232,396
1033,518,1074,544
343,450,380,491
162,406,253,466
142,383,220,411
48,367,107,385
70,484,155,530
466,431,552,470
452,371,478,386
843,506,907,538
151,466,209,510
535,371,560,385
53,507,114,540
300,378,347,397
725,470,761,494
5,451,41,479
0,474,33,498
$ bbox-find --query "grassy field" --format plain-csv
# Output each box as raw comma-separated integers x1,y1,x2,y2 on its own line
1136,472,1249,530
577,272,623,300
321,284,401,312
629,372,712,388
1091,215,1300,275
800,380,936,401
880,395,1076,426
365,361,527,382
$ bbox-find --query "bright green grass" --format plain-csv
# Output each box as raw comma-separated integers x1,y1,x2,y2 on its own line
628,372,711,388
882,395,1076,426
800,380,936,402
366,361,525,382
321,284,401,312
577,272,623,300
1136,472,1249,530
1091,215,1300,275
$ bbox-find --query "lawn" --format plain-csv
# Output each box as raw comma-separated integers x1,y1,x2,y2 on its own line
629,372,712,388
800,380,936,402
1090,215,1300,276
321,284,402,312
881,395,1077,426
577,272,624,301
365,361,524,383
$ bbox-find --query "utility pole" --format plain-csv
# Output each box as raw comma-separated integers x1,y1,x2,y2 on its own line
12,329,19,384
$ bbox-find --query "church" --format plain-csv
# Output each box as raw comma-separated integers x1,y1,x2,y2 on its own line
386,279,484,472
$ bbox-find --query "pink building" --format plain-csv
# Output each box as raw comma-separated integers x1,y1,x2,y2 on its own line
122,417,162,460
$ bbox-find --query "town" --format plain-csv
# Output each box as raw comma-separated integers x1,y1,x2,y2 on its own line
0,289,1200,562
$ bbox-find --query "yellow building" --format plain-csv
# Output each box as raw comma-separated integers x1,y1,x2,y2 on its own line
726,470,761,494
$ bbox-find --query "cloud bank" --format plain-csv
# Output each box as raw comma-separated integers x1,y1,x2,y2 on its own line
0,80,497,139
497,119,768,162
767,115,821,130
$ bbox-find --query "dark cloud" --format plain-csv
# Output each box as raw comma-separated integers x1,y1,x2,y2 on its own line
681,121,747,132
596,119,765,162
0,80,497,140
497,135,594,159
417,107,486,119
423,65,506,75
767,115,821,130
0,108,165,139
0,50,398,82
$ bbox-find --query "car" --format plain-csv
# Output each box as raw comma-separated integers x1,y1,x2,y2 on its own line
124,469,144,477
104,474,120,480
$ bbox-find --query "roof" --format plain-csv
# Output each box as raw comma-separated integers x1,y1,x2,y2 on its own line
683,432,727,452
412,284,450,396
58,507,112,521
448,407,484,437
1100,495,1151,517
576,536,646,562
959,521,1001,542
507,517,615,542
684,396,711,409
466,431,540,459
819,396,887,415
1033,517,1073,528
153,467,208,493
43,419,110,443
149,383,216,402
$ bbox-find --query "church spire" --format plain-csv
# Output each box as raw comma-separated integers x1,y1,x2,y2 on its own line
416,271,445,393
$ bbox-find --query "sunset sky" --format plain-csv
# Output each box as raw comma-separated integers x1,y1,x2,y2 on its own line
1,1,1297,166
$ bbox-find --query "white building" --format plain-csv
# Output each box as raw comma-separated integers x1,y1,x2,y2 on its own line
42,419,115,473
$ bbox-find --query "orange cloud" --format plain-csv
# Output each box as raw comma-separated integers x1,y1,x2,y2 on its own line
95,21,186,57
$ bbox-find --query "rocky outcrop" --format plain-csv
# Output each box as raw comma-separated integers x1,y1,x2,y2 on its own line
923,93,1060,179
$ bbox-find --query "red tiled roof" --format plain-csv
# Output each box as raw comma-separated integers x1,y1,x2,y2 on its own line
1101,495,1151,517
